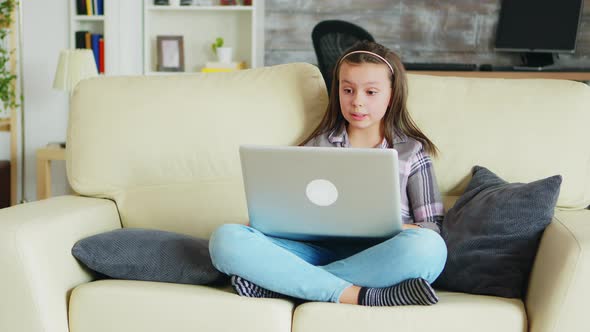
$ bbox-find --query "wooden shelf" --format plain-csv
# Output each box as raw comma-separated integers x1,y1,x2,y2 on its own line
408,71,590,81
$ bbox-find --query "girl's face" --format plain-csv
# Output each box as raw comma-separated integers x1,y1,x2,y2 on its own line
338,61,392,135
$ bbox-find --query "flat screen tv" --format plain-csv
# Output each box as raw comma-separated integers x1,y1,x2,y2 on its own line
494,0,584,68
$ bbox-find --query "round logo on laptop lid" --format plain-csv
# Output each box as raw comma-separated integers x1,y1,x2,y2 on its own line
305,179,338,206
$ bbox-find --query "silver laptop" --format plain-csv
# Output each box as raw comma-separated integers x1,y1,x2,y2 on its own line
239,145,403,240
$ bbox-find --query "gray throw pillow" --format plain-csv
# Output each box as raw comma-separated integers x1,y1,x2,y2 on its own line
433,166,562,298
72,228,226,285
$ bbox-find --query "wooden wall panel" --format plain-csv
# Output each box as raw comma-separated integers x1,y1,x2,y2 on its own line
264,0,590,67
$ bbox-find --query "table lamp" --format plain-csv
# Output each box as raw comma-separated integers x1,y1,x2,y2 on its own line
52,49,98,94
51,49,98,149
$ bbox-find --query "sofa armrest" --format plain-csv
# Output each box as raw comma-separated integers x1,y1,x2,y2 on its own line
0,195,121,332
526,209,590,332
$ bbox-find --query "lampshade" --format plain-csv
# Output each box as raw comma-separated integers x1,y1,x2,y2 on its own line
52,49,98,92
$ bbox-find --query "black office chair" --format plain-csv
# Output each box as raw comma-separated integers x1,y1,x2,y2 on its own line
312,20,375,93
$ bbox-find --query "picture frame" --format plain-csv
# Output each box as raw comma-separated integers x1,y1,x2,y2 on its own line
157,35,185,72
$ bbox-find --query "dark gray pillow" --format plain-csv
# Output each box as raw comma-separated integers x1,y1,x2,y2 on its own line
72,228,226,285
433,166,561,298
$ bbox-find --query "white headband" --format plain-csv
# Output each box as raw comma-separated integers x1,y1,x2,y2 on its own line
338,50,394,75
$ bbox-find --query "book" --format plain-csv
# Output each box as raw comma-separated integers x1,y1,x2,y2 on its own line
76,0,86,15
75,31,88,49
201,61,246,73
85,32,91,49
93,0,98,15
203,61,246,69
85,0,92,15
99,37,105,73
91,34,101,71
201,68,236,73
97,0,104,15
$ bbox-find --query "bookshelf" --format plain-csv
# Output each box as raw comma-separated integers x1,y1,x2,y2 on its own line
143,0,264,75
69,0,121,74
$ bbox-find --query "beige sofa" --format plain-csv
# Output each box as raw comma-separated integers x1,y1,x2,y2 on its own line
1,63,589,332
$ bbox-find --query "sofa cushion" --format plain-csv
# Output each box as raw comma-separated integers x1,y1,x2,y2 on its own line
72,228,226,285
434,166,561,298
292,291,526,332
407,74,590,209
67,63,328,239
69,280,294,332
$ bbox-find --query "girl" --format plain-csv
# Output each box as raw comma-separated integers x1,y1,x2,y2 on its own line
209,41,447,306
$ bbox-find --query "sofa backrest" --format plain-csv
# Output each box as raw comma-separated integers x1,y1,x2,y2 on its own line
68,63,328,238
406,74,590,210
68,64,590,238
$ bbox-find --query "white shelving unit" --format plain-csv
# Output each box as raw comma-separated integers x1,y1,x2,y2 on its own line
143,0,264,75
69,0,121,74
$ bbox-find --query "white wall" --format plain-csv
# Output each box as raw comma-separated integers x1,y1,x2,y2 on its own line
19,0,143,202
21,0,69,202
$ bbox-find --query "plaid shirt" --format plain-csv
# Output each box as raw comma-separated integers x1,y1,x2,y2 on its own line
305,129,444,233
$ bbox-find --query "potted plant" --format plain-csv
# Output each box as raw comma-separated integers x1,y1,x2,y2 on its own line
0,0,18,113
211,37,232,63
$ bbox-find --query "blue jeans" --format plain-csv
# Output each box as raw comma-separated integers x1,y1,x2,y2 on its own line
209,224,447,303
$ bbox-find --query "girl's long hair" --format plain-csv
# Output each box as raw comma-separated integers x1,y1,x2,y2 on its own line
299,41,438,157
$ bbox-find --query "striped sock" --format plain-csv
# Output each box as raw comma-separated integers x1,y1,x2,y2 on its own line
230,275,283,299
358,278,439,306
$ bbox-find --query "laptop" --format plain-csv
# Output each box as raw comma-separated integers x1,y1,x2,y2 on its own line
239,145,403,240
